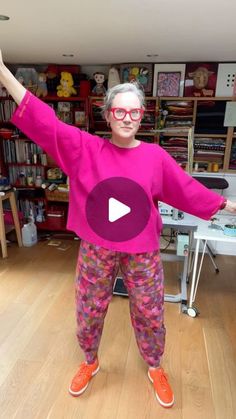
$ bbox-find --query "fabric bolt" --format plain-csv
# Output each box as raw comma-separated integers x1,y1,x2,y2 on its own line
11,91,225,254
75,240,165,367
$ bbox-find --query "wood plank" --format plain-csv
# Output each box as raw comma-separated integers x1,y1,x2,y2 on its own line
0,242,235,418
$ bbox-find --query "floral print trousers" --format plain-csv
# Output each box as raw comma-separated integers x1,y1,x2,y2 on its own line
75,239,166,367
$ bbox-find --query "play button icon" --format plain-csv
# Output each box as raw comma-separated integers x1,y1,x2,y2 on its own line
86,177,151,242
108,198,131,222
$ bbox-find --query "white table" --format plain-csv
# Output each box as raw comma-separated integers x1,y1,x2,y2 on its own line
188,216,236,317
113,213,199,313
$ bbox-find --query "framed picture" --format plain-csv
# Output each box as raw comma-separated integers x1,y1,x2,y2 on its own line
153,64,186,97
156,72,181,97
216,63,236,96
74,109,86,126
184,63,218,97
120,64,153,94
56,110,73,124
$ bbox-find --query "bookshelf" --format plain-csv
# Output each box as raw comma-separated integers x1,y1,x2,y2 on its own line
0,95,89,230
158,96,236,172
1,93,236,232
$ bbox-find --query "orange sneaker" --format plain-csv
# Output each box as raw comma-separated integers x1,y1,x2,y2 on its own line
148,367,174,408
69,359,100,396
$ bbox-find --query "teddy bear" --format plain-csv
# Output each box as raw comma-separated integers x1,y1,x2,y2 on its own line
57,72,77,97
36,73,48,97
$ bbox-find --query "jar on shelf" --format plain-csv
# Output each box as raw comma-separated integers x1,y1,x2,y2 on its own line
35,175,43,187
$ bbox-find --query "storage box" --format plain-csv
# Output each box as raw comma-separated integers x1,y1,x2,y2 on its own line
45,189,69,202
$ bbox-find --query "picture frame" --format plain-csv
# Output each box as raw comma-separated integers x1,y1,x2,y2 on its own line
184,63,218,97
216,63,236,96
56,110,73,124
156,71,181,97
74,109,86,126
120,63,153,94
153,64,186,97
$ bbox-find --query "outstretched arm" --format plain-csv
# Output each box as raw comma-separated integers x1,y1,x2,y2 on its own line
158,146,236,217
0,49,99,177
0,49,26,104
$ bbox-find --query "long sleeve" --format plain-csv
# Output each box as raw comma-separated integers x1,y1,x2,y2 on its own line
11,91,95,176
158,147,224,220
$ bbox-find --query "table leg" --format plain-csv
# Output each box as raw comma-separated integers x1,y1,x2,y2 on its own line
9,192,22,247
0,199,8,258
189,239,207,308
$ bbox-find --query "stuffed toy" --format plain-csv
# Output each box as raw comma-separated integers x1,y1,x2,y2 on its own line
57,72,77,97
36,73,48,97
15,68,38,93
92,72,106,96
46,64,60,94
108,67,120,89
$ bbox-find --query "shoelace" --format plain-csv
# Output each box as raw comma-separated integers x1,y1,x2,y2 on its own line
73,363,93,383
158,370,169,391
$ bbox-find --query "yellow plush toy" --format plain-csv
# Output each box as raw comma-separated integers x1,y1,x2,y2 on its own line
57,72,77,97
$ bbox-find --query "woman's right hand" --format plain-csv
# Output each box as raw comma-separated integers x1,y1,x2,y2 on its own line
0,50,26,104
0,49,4,67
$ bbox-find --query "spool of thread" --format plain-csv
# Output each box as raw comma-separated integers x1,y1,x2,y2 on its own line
207,162,212,172
212,163,219,172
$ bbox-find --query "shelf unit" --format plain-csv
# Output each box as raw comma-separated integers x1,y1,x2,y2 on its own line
1,93,236,232
89,95,236,172
45,96,89,131
157,96,236,172
0,95,89,229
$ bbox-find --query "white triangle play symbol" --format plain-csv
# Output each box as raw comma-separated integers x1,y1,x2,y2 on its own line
108,197,131,222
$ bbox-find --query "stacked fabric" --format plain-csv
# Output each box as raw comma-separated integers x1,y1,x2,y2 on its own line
163,101,193,129
194,137,225,167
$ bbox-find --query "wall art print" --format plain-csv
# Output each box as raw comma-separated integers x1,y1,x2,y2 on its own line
184,63,218,97
120,64,153,94
152,64,186,97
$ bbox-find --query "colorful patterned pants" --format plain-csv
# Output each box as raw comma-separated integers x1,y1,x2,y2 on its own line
75,240,166,367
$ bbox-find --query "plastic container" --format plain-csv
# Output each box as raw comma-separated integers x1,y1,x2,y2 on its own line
21,222,38,247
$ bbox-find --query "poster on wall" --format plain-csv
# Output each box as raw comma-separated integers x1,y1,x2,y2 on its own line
184,63,218,97
215,63,236,96
156,72,181,96
152,64,186,97
120,64,153,94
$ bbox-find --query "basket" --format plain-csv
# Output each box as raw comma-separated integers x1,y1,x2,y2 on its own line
45,189,69,202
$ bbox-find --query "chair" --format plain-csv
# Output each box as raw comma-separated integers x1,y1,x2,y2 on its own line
0,190,22,258
193,176,229,273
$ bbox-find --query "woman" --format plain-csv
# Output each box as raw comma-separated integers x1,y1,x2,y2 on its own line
1,50,235,409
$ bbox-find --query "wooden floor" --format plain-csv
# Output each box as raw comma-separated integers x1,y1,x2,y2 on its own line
0,239,235,419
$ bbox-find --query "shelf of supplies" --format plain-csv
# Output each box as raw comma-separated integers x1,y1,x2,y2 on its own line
44,96,87,102
194,134,227,138
160,96,235,101
11,185,43,189
8,163,47,167
137,132,156,136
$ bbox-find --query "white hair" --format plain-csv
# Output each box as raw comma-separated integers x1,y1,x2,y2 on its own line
102,82,145,117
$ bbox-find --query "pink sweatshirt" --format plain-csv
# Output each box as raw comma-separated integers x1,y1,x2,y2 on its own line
11,91,224,253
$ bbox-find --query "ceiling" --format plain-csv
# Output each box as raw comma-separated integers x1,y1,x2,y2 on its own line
1,0,236,65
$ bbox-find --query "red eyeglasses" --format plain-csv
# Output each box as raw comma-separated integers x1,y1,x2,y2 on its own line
110,107,144,121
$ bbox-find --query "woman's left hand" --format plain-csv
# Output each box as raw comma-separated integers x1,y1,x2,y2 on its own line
225,200,236,214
